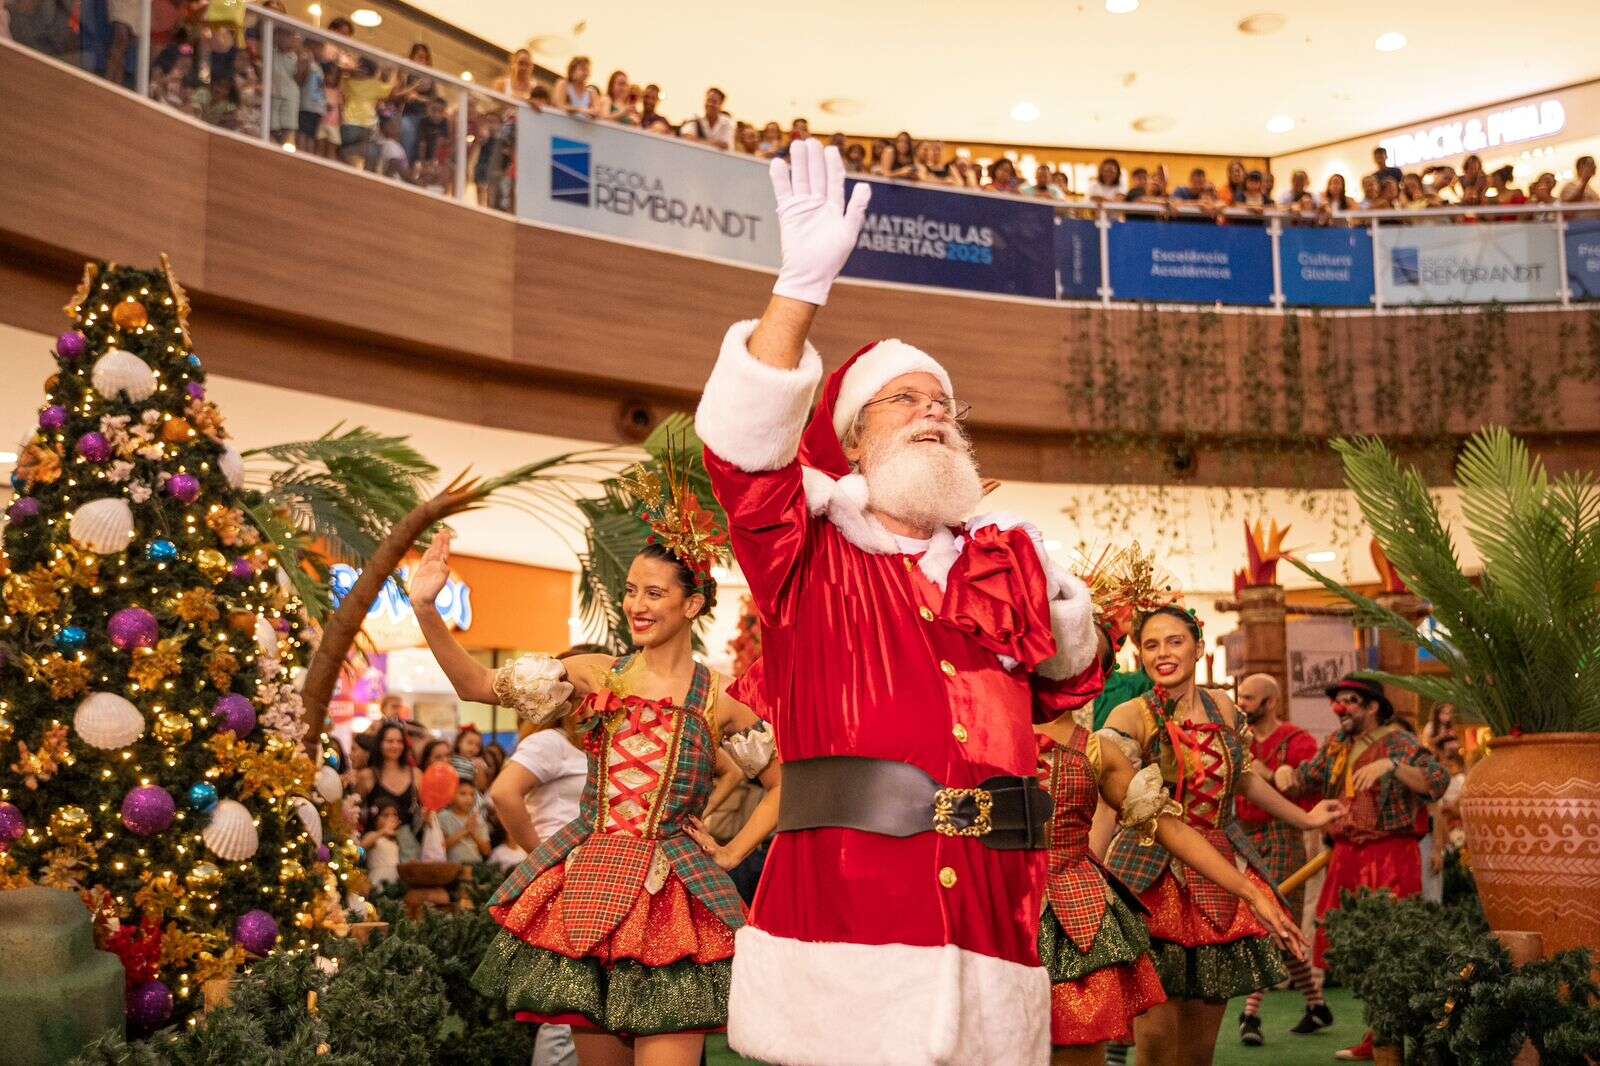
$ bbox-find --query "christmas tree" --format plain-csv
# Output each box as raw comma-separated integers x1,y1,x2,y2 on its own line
0,259,359,1030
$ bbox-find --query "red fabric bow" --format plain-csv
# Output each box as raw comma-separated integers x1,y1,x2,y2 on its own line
939,524,1057,670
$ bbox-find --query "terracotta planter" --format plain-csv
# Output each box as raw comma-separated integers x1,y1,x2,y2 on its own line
1372,1044,1404,1066
1459,732,1600,958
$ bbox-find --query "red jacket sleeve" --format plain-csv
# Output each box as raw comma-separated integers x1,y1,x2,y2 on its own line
704,451,811,629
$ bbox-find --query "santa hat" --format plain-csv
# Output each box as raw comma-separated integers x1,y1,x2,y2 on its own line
828,340,952,442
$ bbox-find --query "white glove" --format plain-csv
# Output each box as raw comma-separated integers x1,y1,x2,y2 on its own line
770,139,872,306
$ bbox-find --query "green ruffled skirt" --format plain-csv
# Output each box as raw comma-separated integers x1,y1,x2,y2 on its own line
471,929,731,1035
1146,935,1288,1002
1038,891,1153,983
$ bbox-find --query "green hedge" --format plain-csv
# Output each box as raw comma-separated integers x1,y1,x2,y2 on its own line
1325,880,1600,1065
69,867,531,1066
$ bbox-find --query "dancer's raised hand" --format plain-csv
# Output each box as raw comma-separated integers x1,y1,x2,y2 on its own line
409,529,453,607
770,139,872,306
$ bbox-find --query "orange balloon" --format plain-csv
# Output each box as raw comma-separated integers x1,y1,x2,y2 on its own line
419,761,459,812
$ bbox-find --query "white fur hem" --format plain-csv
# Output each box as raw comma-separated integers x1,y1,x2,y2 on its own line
1037,572,1098,681
696,320,823,472
728,927,1050,1066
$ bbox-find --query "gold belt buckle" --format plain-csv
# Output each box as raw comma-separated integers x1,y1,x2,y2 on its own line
933,787,993,837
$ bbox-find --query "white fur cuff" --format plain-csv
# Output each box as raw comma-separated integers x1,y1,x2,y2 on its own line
1036,573,1098,681
721,722,777,778
492,654,573,725
695,319,823,472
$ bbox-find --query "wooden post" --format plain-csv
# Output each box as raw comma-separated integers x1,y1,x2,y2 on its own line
1238,584,1289,704
1374,592,1428,726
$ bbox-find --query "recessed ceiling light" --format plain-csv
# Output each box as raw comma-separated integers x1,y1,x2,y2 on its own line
1106,0,1139,12
526,34,572,56
1011,101,1041,122
460,70,474,82
0,451,17,464
1266,114,1296,133
1237,12,1285,35
350,8,381,27
820,97,865,116
281,141,297,152
1306,550,1338,563
306,2,321,17
1375,31,1407,52
1132,114,1175,133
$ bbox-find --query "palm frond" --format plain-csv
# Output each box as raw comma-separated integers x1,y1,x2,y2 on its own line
1310,429,1600,735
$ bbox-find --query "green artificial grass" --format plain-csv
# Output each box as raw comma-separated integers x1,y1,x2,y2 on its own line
705,985,1365,1065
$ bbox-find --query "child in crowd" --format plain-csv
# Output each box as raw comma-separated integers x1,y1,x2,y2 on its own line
339,57,393,169
450,724,490,789
486,812,526,871
373,113,409,178
268,26,302,146
433,780,491,866
295,38,325,154
361,797,413,888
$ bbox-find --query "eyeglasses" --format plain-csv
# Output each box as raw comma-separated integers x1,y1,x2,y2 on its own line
1332,693,1365,708
861,390,972,423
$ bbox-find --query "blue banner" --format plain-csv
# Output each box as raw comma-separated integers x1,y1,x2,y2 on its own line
1280,227,1375,307
1567,218,1600,300
1107,221,1273,305
841,180,1058,299
1055,218,1101,299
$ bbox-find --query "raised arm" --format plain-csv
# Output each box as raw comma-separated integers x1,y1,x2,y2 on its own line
411,531,498,703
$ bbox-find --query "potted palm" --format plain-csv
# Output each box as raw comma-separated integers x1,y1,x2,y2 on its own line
1298,427,1600,959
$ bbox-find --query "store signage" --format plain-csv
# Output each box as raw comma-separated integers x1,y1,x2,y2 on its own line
1379,98,1566,167
330,563,472,649
520,111,780,268
1375,223,1562,306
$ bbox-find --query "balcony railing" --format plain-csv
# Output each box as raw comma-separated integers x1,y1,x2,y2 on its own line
10,2,1600,310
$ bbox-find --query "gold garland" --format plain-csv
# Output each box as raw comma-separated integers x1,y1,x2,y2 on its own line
128,636,188,689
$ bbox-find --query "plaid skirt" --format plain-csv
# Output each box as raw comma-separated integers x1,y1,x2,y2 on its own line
472,857,737,1034
1139,867,1288,1002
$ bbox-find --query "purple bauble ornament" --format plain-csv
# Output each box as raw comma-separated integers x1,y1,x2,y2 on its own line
315,844,332,863
165,473,202,504
0,802,23,847
75,431,113,463
107,607,160,650
56,330,87,362
235,909,279,955
212,693,256,737
121,785,176,837
6,497,40,523
127,979,174,1029
228,557,255,581
39,405,68,431
185,382,205,401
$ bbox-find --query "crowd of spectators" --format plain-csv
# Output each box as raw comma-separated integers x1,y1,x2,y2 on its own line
8,2,1599,223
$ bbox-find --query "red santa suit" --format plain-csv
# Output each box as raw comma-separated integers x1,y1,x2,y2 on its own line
696,320,1103,1065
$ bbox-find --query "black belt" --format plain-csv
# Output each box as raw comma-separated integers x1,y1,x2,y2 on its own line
776,756,1053,851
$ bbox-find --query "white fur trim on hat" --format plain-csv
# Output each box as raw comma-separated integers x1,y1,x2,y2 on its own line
697,319,823,473
727,925,1050,1066
832,339,953,440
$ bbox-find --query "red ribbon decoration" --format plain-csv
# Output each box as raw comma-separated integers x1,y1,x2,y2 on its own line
939,524,1057,671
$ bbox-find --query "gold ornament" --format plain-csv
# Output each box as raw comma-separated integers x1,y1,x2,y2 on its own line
50,804,91,841
185,860,224,893
40,842,96,890
161,418,193,444
135,870,185,918
0,715,13,745
205,648,238,691
169,586,220,624
186,398,227,443
191,944,246,987
49,546,100,590
111,299,149,331
31,654,90,699
159,253,192,346
154,710,193,745
195,549,229,582
64,261,100,322
4,569,62,616
16,443,63,488
45,372,59,393
278,858,305,884
128,635,186,689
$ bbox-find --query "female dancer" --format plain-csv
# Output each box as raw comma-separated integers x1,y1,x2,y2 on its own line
1038,704,1307,1064
411,529,780,1066
1103,606,1343,1066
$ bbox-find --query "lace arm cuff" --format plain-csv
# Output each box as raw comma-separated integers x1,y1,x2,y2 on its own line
491,653,575,726
720,721,777,778
1097,727,1144,770
1119,763,1181,847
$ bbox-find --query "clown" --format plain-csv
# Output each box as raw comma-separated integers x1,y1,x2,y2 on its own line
695,140,1104,1065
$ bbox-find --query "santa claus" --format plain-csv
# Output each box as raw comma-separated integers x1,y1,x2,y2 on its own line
695,140,1104,1065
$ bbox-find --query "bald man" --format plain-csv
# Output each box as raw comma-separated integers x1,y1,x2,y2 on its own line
1234,674,1331,1046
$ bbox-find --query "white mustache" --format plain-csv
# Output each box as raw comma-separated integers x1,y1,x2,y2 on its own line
894,418,961,450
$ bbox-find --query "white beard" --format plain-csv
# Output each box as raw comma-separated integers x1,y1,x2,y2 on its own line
859,419,983,533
